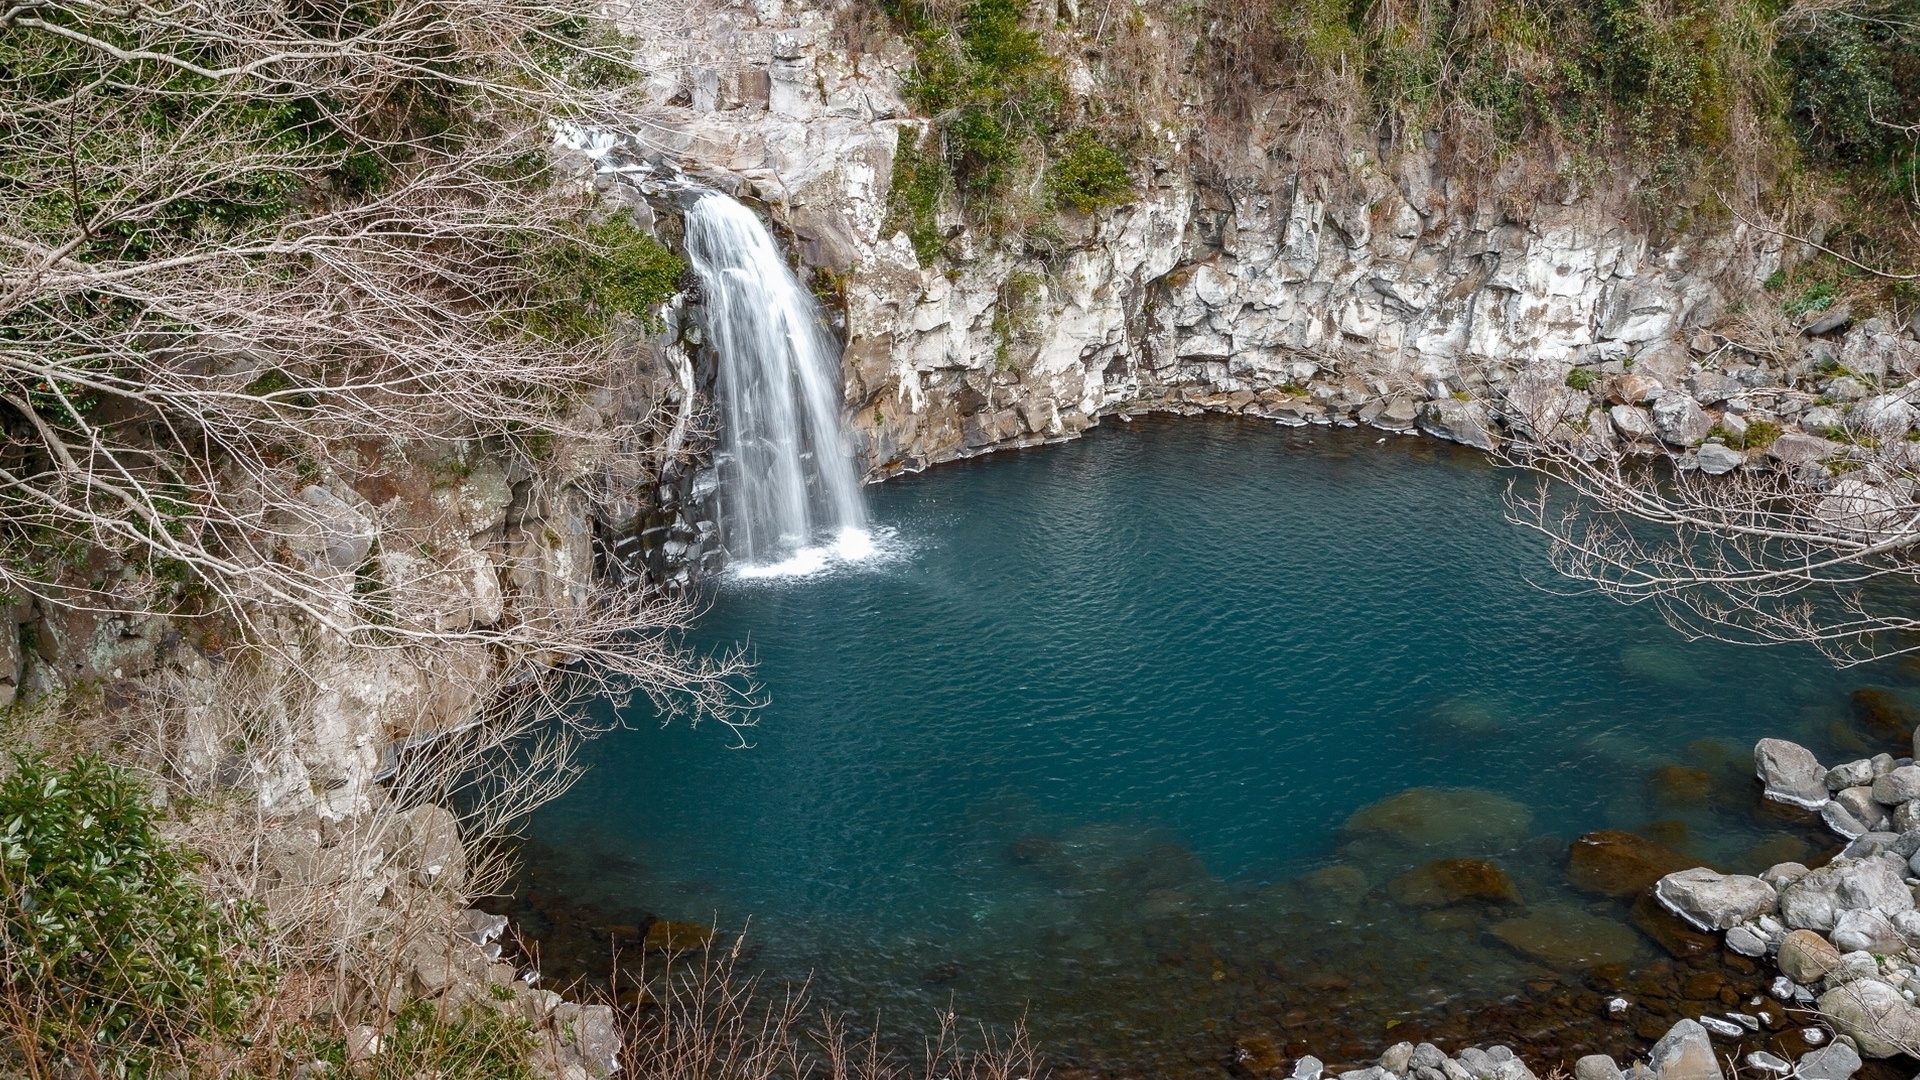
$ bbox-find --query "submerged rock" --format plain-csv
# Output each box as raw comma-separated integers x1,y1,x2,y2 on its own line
1388,859,1520,907
1490,905,1642,969
1567,830,1697,898
1342,788,1533,852
644,920,715,953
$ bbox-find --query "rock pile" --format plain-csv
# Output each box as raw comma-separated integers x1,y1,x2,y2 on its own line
1641,734,1920,1070
1254,1019,1739,1080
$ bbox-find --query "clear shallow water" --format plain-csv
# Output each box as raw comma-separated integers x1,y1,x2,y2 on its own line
518,417,1913,1075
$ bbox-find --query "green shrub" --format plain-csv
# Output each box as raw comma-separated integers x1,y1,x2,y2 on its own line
0,755,268,1074
375,1000,540,1080
524,216,684,339
1048,134,1135,212
885,129,949,264
1737,419,1783,450
1565,368,1600,391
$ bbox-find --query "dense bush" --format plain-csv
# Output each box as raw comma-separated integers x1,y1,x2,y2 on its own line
0,755,267,1075
1049,134,1136,212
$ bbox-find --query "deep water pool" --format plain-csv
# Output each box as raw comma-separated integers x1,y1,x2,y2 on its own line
513,416,1910,1075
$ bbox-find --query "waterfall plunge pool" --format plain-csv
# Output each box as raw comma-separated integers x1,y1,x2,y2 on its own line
513,416,1904,1076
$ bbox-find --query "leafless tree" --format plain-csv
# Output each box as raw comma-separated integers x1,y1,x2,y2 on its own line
1501,383,1920,666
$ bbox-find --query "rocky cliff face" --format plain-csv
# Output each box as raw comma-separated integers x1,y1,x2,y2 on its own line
621,0,1798,479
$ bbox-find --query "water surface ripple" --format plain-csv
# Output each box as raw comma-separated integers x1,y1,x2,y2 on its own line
519,417,1903,1075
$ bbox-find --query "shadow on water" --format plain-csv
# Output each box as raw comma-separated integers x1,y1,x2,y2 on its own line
506,416,1920,1079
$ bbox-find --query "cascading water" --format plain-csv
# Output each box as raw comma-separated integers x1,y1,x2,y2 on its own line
683,193,870,573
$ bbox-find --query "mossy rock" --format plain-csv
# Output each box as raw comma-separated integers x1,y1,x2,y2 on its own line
1388,858,1520,908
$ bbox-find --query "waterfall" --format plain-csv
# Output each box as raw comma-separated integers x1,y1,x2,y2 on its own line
684,193,870,572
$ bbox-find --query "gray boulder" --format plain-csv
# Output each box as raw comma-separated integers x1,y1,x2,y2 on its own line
1836,787,1891,832
1655,868,1779,931
1873,765,1920,806
1853,395,1916,441
1294,1055,1325,1080
1686,372,1742,405
1418,400,1498,451
1828,376,1869,403
1649,1020,1722,1080
1825,801,1873,840
1818,978,1920,1057
1575,1057,1623,1080
1757,740,1831,809
1610,404,1660,442
1744,1052,1790,1076
1381,1044,1415,1076
1831,759,1877,791
1831,909,1905,955
1807,307,1854,337
1697,443,1745,475
1763,862,1814,890
1795,1042,1862,1080
1781,858,1915,930
1652,393,1713,446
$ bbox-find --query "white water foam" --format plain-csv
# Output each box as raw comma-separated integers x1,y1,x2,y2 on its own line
729,526,903,582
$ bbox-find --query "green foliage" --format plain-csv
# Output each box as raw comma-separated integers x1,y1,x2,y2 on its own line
1778,0,1920,197
1048,134,1135,212
371,1000,540,1080
1785,280,1840,317
0,755,268,1074
1739,419,1783,449
1565,367,1600,391
885,129,949,263
524,217,685,340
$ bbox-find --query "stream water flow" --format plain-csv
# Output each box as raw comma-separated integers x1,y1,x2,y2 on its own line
683,193,869,571
515,417,1914,1077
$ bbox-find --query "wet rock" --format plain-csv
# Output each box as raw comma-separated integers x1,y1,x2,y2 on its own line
1795,1042,1862,1080
1233,1034,1284,1075
1341,788,1533,852
1831,909,1904,955
1569,831,1698,898
1756,740,1831,810
1852,688,1918,749
1743,1051,1791,1075
1293,1055,1325,1080
1872,765,1920,806
1490,905,1643,969
1650,1019,1722,1080
1299,864,1370,908
1834,788,1891,832
1780,858,1915,930
1654,868,1778,931
1649,765,1717,804
1778,929,1844,983
1824,802,1873,840
1575,1056,1624,1080
1388,859,1520,907
644,920,715,953
1725,925,1768,957
1417,399,1498,450
1818,978,1920,1057
1632,893,1720,958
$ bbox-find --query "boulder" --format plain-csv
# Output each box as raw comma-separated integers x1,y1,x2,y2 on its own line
1824,801,1873,840
1768,432,1845,465
1831,759,1878,790
1725,925,1768,957
1806,307,1854,337
1831,909,1905,955
1755,739,1830,809
1610,405,1660,442
1780,858,1916,931
1575,1057,1623,1080
1696,443,1744,475
1649,1020,1721,1080
1686,372,1742,405
1828,376,1869,403
1873,765,1920,806
1853,395,1916,441
1567,830,1698,897
1762,862,1812,890
1652,393,1713,446
1835,787,1891,832
1418,399,1498,451
1795,1042,1862,1080
1388,859,1520,907
1612,374,1665,405
1777,930,1843,983
1654,868,1778,931
1818,978,1920,1057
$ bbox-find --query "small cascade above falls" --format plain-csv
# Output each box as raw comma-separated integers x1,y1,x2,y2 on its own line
683,192,870,573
